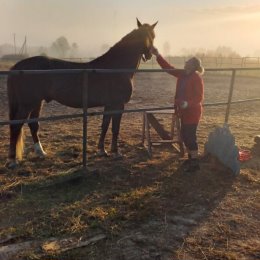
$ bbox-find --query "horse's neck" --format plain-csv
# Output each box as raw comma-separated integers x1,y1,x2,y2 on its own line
89,42,143,74
118,48,142,69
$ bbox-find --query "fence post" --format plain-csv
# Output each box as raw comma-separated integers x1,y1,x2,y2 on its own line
82,71,88,171
225,69,236,124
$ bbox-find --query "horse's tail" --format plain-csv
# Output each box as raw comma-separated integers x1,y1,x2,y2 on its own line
7,75,24,160
16,128,24,161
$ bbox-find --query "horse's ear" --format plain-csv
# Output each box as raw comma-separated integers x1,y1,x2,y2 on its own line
137,18,142,28
151,21,158,29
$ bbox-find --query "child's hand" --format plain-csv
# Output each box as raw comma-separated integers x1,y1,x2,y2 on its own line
175,99,188,109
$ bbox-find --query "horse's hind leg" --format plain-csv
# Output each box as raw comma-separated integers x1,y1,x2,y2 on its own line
7,123,24,168
97,105,112,156
6,107,30,169
28,102,46,157
111,103,124,158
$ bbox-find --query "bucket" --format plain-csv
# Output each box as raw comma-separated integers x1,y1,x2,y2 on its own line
238,149,252,162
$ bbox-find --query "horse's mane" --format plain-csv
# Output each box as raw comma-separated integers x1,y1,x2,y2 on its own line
89,28,145,65
111,28,141,49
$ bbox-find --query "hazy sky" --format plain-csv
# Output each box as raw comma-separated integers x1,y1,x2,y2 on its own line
1,0,260,56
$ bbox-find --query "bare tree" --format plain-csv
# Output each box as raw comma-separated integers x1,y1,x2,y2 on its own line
50,36,70,58
70,42,79,58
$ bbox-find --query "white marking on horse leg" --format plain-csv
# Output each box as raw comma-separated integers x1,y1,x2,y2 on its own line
96,148,108,157
34,142,47,157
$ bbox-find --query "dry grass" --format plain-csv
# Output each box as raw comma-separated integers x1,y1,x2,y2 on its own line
0,71,259,259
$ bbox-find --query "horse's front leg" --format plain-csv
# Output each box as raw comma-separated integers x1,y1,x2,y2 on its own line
97,107,112,157
111,104,124,158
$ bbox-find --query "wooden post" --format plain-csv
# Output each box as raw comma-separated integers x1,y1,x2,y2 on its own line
144,113,152,157
175,115,185,157
225,69,236,124
82,71,88,171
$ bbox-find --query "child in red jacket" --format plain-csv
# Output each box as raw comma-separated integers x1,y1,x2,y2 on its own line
152,46,204,172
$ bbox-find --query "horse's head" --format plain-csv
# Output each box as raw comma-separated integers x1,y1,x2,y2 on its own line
136,18,158,62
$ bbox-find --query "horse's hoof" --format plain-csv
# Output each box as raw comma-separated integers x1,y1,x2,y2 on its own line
110,152,124,160
96,149,109,157
5,159,19,169
35,150,47,158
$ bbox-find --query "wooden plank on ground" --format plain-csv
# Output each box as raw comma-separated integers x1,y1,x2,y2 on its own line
146,113,171,140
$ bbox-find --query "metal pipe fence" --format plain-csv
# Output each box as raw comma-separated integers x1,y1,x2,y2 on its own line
0,67,260,170
146,56,260,68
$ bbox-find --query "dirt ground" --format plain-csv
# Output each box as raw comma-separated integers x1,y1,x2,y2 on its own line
0,69,259,259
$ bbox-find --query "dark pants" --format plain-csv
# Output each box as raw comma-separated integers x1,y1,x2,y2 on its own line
180,123,198,151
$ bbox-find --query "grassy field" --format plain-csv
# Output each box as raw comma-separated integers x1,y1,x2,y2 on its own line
0,63,259,259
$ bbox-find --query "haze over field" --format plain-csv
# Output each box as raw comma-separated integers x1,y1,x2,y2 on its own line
1,0,260,57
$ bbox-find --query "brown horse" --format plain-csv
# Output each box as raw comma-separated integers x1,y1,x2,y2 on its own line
6,19,157,168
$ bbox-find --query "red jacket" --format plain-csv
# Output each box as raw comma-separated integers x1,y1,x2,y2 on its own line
156,55,204,124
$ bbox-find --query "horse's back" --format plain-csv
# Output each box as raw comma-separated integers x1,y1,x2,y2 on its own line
8,55,133,108
10,56,51,71
10,56,85,71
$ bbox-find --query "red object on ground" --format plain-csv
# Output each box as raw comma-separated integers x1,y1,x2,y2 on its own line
238,150,252,162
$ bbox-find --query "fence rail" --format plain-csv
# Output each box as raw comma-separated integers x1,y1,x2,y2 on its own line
1,56,260,71
0,67,260,169
1,98,260,127
149,56,260,68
